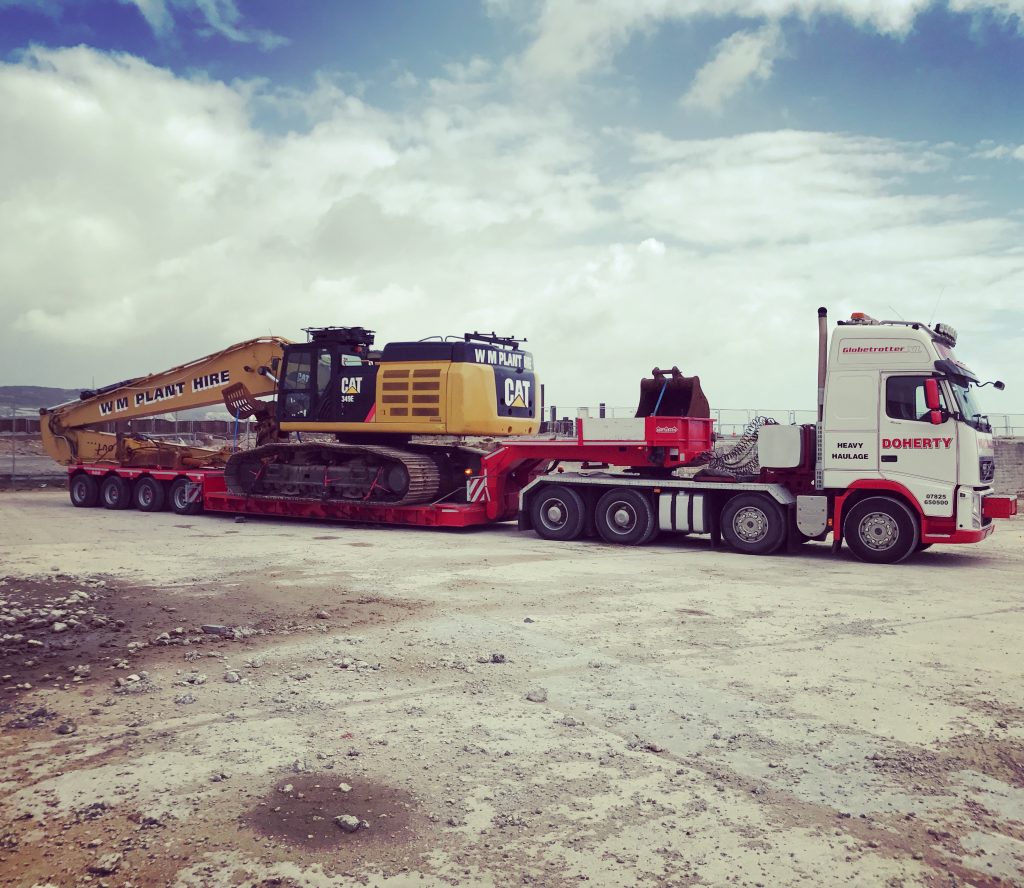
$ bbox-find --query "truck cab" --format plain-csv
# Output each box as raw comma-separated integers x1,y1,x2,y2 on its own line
820,314,1008,557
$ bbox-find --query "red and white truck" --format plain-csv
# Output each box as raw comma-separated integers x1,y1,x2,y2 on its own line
48,309,1016,564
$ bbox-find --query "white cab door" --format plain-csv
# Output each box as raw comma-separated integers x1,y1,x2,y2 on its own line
878,374,957,516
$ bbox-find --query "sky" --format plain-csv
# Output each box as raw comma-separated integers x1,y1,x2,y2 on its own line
1,0,1022,416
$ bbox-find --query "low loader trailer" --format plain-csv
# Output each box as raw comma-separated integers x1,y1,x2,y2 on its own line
56,309,1016,564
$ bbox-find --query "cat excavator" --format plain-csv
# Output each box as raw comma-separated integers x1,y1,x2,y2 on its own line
40,327,542,506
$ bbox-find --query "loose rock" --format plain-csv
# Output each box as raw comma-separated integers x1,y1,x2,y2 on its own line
334,814,367,833
87,852,122,875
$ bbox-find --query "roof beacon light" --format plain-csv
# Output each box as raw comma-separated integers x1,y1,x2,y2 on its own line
848,312,877,324
934,322,958,346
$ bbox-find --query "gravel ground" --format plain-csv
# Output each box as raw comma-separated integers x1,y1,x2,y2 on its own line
0,488,1022,888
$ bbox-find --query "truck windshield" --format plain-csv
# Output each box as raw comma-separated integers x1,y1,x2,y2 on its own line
950,380,990,433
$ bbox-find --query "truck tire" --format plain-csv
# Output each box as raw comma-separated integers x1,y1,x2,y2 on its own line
133,477,166,512
721,493,786,555
169,477,202,516
531,486,587,541
594,488,658,546
844,496,919,564
100,475,133,510
69,474,99,508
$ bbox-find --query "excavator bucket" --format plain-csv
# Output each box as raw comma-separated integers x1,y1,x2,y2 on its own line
222,383,262,420
635,367,711,419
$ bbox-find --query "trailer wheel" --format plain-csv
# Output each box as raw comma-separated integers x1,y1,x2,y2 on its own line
594,489,658,546
134,477,166,513
722,494,786,555
169,478,202,516
844,496,919,564
531,486,587,541
69,474,99,508
100,475,132,510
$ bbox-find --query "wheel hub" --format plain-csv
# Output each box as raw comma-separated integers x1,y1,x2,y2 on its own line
733,507,768,543
612,506,635,529
859,512,899,551
543,501,567,528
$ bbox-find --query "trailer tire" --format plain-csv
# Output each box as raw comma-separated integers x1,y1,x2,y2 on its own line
844,496,919,564
531,486,587,541
594,488,658,546
169,478,202,516
69,474,99,508
100,475,133,510
134,477,166,513
722,494,786,555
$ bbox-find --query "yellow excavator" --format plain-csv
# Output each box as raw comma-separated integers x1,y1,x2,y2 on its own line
41,327,540,506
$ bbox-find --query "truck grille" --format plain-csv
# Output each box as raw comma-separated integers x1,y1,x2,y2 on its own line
979,457,995,483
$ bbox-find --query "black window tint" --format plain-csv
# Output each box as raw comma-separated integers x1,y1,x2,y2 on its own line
283,350,312,389
317,349,332,397
886,376,944,423
284,392,310,419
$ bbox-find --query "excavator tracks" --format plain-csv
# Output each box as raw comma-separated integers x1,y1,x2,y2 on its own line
223,443,442,506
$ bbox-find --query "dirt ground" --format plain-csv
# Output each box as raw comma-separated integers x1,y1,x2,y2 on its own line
0,488,1021,888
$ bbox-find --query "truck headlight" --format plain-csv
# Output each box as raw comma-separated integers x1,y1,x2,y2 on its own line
971,494,982,529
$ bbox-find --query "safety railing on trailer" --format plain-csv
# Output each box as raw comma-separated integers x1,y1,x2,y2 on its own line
540,410,1024,438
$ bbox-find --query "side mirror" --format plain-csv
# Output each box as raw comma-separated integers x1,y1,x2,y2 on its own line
924,378,941,410
929,409,943,426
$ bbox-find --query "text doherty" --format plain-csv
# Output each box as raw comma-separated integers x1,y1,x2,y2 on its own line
882,437,952,450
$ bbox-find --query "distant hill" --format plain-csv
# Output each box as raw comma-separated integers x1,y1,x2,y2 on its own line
0,385,82,416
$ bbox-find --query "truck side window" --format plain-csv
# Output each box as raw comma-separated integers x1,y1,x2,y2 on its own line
885,376,944,422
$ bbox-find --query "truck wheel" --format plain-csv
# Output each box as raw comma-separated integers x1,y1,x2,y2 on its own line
134,477,166,512
594,488,657,545
531,486,587,541
169,478,202,516
69,474,99,508
722,494,786,555
844,496,919,564
100,475,133,510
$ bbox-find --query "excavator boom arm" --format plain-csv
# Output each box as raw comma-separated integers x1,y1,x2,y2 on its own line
40,337,290,466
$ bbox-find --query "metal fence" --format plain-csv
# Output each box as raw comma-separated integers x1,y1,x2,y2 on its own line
0,417,254,436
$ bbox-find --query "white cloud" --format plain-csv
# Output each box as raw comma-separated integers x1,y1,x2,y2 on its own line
681,25,784,112
122,0,172,35
512,1,1024,84
517,0,933,82
950,0,1024,27
0,45,1021,414
0,0,286,47
972,143,1024,160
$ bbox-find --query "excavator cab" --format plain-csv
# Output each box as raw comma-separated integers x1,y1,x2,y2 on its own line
635,366,710,419
277,327,378,424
